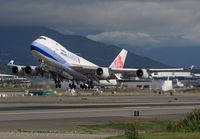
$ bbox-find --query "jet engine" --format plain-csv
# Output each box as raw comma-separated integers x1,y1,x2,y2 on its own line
136,69,149,79
12,66,24,75
96,67,110,79
25,66,39,76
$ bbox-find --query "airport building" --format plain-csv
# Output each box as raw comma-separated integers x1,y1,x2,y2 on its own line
150,71,200,88
122,71,200,90
151,72,192,78
0,74,31,87
0,74,15,80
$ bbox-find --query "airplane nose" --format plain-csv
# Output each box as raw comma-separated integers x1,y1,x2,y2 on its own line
30,42,40,51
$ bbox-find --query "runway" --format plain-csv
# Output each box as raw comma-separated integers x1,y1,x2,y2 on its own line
0,93,200,131
0,102,199,131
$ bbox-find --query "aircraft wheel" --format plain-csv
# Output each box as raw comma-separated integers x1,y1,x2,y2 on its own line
91,85,94,89
80,84,84,90
84,84,88,90
72,84,76,89
69,84,72,89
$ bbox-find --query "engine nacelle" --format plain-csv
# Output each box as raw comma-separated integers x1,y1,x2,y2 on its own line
96,67,110,79
136,69,149,79
25,66,39,76
12,66,24,75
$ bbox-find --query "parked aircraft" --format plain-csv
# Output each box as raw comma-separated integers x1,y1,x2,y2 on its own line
8,36,189,89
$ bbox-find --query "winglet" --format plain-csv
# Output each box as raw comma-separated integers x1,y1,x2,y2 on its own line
8,60,14,66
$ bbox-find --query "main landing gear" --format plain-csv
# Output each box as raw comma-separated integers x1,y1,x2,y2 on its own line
68,81,94,90
80,81,94,90
68,83,76,89
55,79,61,88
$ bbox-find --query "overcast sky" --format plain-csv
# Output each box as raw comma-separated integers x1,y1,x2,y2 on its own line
1,0,200,49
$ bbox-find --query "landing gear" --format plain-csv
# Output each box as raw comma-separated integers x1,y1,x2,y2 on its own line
87,80,94,89
55,79,61,88
80,84,88,90
80,81,94,90
67,80,94,90
69,83,76,89
51,72,62,89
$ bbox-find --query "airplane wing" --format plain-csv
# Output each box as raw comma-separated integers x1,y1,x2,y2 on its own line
70,65,139,80
7,60,25,68
7,60,46,76
108,68,138,77
7,60,26,75
109,67,189,79
70,64,190,81
69,64,100,81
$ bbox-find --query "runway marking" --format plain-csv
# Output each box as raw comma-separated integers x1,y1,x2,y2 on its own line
0,105,198,116
0,109,133,116
123,107,151,109
124,106,199,110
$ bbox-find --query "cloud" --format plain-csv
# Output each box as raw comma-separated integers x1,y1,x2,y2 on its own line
87,31,159,48
0,0,198,30
182,24,200,42
1,0,200,48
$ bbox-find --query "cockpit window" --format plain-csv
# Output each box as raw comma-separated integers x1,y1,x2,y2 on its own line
39,37,46,40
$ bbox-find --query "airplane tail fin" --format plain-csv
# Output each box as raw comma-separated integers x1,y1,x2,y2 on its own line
188,65,194,71
109,49,127,68
109,49,127,79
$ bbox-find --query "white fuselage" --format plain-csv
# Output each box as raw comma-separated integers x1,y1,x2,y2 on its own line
30,36,98,81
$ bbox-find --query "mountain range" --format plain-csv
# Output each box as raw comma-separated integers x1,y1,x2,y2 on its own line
131,46,199,68
0,26,169,74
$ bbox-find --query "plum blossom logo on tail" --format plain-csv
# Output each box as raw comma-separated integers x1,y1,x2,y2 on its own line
114,56,123,68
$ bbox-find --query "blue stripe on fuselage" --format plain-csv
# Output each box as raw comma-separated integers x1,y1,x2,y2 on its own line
30,45,57,61
30,42,70,67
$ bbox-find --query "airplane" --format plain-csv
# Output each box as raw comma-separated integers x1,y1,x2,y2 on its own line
8,36,190,89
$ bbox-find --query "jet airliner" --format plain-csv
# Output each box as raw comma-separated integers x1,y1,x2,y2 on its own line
8,36,189,89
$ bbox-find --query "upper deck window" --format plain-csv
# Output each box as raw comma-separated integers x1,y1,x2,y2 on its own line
39,36,46,40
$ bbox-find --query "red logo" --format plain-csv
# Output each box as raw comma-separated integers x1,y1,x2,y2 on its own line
114,56,123,68
78,58,80,63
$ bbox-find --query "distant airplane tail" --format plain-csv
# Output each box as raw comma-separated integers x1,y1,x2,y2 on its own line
8,60,14,66
109,49,128,79
188,65,194,71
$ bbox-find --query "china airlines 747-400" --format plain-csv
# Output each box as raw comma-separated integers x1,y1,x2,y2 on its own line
8,36,189,89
